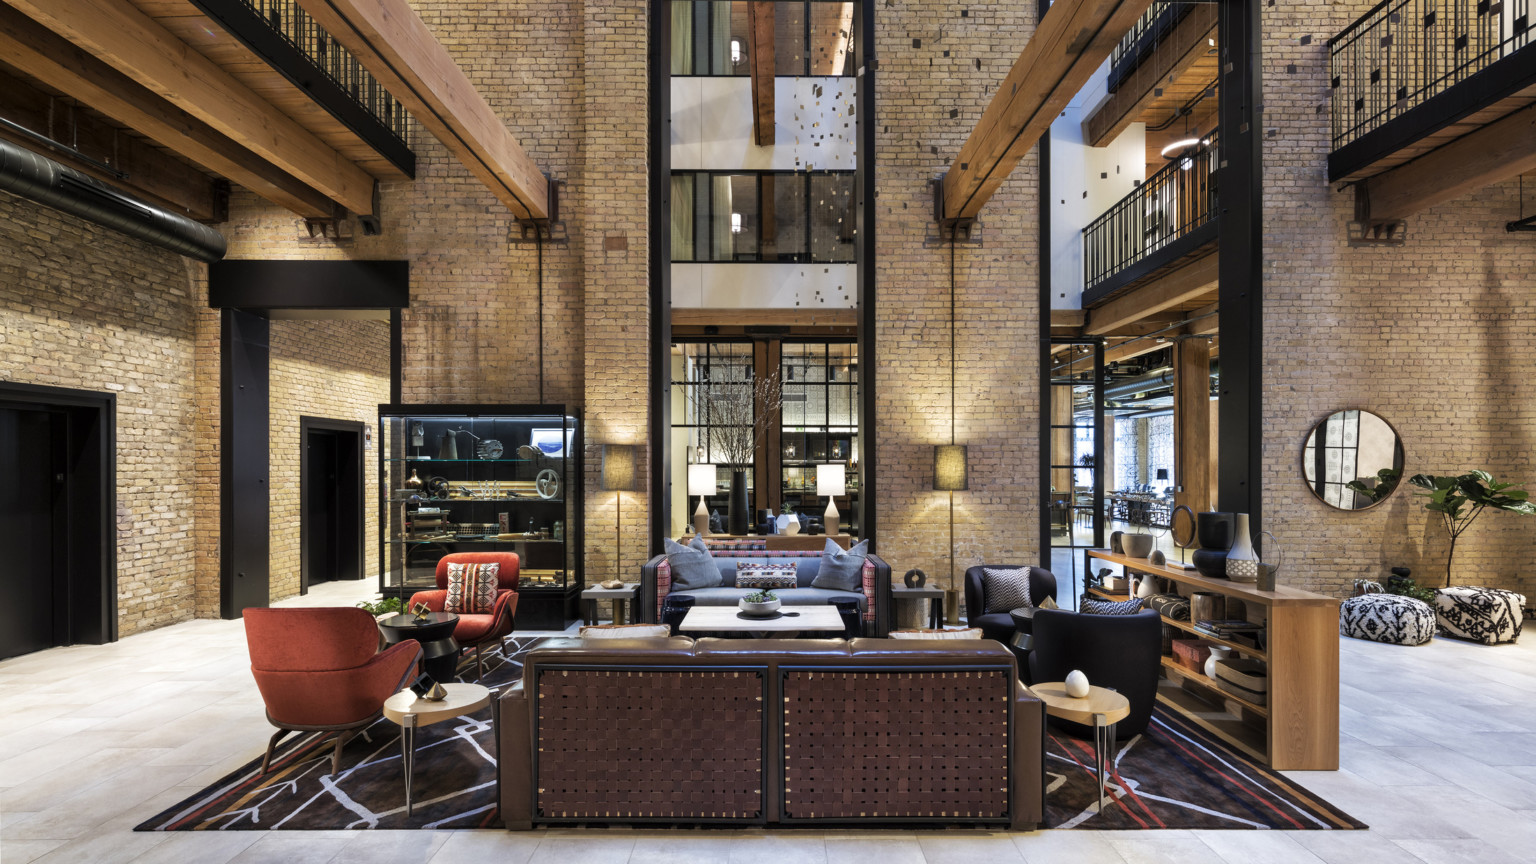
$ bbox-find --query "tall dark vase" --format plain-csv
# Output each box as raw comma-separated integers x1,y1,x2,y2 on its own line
728,470,749,536
1191,511,1234,579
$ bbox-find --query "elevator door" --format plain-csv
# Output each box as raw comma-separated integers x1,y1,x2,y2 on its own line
305,429,340,585
0,406,64,660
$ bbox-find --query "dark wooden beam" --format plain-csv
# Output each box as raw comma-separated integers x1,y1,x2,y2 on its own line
1082,3,1217,147
0,67,225,221
748,0,775,146
293,0,550,220
1356,101,1536,222
0,3,337,218
9,0,376,214
940,0,1155,221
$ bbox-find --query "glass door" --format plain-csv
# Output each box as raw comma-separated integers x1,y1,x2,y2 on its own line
1046,340,1104,606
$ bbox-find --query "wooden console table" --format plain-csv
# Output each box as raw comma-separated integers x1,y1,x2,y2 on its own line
1083,548,1340,771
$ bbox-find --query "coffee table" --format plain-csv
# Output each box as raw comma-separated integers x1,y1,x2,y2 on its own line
377,612,460,683
680,604,845,636
1032,681,1131,811
382,683,491,815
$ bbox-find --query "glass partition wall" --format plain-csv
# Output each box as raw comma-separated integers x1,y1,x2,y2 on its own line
1048,341,1104,603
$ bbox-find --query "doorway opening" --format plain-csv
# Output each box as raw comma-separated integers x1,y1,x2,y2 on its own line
300,417,365,593
0,382,115,661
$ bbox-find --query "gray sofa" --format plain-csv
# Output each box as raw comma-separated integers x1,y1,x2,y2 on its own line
640,548,892,636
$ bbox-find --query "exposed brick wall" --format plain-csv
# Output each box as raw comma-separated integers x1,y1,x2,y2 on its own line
267,320,390,600
1263,3,1536,597
0,193,206,636
874,2,1041,606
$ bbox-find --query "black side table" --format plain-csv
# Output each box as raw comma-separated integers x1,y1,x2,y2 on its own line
1008,606,1038,683
378,612,460,683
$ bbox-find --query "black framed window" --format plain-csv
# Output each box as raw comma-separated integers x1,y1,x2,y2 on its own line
780,340,858,498
669,1,858,77
672,342,757,499
670,171,855,263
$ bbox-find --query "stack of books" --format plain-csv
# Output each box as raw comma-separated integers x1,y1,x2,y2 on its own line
1193,618,1263,640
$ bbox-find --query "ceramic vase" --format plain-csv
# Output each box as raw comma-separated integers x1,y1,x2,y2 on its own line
1122,533,1154,558
1225,513,1259,582
1192,511,1234,579
1204,646,1233,679
727,470,749,536
1110,530,1124,554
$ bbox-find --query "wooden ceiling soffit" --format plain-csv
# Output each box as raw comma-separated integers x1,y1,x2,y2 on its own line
0,4,335,218
1082,3,1217,147
8,0,376,215
671,308,858,329
1355,100,1536,223
0,65,225,221
748,1,775,146
1084,250,1217,335
940,0,1156,221
293,0,550,221
1100,301,1217,364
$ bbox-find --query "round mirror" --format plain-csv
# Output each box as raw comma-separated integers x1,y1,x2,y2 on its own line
1302,409,1405,510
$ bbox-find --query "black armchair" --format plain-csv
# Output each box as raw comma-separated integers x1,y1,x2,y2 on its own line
1028,607,1162,739
964,565,1059,642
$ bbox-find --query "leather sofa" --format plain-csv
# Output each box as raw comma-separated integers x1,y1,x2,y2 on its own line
498,637,1043,829
640,549,893,636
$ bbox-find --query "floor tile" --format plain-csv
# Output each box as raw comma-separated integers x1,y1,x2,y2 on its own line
227,832,359,864
1392,838,1529,864
426,829,542,864
916,833,1026,864
525,836,635,864
824,837,926,864
1012,829,1127,864
1289,830,1428,864
1193,830,1326,864
327,830,451,864
1103,830,1226,864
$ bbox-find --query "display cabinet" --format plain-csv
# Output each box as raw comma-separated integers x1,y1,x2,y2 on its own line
378,404,583,630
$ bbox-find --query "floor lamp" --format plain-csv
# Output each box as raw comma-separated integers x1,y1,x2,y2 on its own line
934,444,967,625
688,463,716,536
602,444,635,581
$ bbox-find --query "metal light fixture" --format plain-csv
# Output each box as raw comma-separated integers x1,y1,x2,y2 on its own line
730,39,742,64
1160,138,1201,158
730,212,743,234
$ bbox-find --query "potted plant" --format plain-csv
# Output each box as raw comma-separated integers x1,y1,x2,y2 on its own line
739,590,781,617
1408,471,1536,587
776,502,800,535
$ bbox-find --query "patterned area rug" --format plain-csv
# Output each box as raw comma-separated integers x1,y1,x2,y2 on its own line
138,638,1362,832
1044,708,1365,829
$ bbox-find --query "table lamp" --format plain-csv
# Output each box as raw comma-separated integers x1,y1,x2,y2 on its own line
817,463,846,534
688,463,716,536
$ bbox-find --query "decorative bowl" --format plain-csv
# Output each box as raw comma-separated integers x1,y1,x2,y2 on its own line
739,596,781,616
1122,533,1155,558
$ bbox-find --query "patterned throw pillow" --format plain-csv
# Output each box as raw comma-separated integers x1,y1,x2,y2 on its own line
1080,596,1146,616
444,562,499,614
736,564,798,590
579,623,672,639
983,566,1033,614
889,628,984,640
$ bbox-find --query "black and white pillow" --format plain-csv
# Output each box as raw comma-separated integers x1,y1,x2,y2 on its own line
736,564,798,591
1339,593,1434,645
1080,597,1146,615
983,566,1033,613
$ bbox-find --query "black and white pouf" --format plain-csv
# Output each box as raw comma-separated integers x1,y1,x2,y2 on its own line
1434,586,1526,645
1339,593,1436,646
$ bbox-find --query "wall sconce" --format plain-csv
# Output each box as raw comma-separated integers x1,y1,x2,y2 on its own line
731,212,743,234
731,39,742,64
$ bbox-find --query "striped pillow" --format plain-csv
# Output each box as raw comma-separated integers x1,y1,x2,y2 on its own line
736,564,798,590
445,562,499,614
1080,597,1146,616
983,566,1034,613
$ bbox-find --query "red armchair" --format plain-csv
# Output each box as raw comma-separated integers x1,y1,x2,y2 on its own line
409,552,520,680
243,607,421,775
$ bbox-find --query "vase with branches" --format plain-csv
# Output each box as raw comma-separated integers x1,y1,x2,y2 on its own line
1409,471,1536,588
688,365,783,534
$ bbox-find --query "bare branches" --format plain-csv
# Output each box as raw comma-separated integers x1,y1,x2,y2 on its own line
687,365,783,468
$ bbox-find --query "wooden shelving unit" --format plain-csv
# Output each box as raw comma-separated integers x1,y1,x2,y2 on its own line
1085,548,1340,771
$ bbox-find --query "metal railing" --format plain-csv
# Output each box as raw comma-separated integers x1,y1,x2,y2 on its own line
238,0,410,145
1082,134,1218,292
1108,1,1196,91
1330,0,1533,150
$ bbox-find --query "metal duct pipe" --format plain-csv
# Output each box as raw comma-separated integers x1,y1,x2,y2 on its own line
1103,367,1174,400
0,138,226,262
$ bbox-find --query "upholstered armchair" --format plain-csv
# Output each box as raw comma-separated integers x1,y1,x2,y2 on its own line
1028,607,1162,738
244,607,421,776
409,552,520,680
964,565,1059,642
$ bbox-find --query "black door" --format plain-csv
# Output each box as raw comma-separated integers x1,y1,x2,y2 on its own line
0,406,64,660
301,419,363,592
305,429,340,585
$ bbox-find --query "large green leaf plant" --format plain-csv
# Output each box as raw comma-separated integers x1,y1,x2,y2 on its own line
1409,471,1536,588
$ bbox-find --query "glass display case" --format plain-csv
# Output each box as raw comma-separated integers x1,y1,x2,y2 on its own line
378,404,583,630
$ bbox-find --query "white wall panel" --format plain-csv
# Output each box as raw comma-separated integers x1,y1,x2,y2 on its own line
672,77,857,171
671,263,857,308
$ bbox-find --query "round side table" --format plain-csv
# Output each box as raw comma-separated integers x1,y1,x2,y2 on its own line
1032,681,1131,811
378,612,460,683
383,683,490,815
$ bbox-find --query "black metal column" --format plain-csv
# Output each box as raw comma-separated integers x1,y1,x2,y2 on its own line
1216,0,1263,528
856,0,878,549
1036,0,1053,567
220,309,270,618
648,0,673,556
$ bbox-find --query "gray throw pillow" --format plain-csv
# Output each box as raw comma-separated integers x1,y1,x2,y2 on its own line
664,535,720,591
983,566,1033,614
810,538,868,592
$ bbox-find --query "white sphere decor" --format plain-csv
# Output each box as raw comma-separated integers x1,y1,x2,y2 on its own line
1065,669,1090,698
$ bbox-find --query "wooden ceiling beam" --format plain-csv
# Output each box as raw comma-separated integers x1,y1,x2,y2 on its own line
1082,4,1217,147
1356,101,1536,222
293,0,550,220
8,0,376,215
0,4,336,218
1100,301,1218,364
1084,251,1218,335
671,308,858,329
748,1,775,146
940,0,1156,221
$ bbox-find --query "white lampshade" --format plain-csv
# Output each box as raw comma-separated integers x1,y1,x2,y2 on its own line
688,463,716,497
816,463,846,497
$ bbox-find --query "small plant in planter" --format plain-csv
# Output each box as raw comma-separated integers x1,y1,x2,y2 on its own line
743,590,778,604
1409,470,1536,588
356,596,403,618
